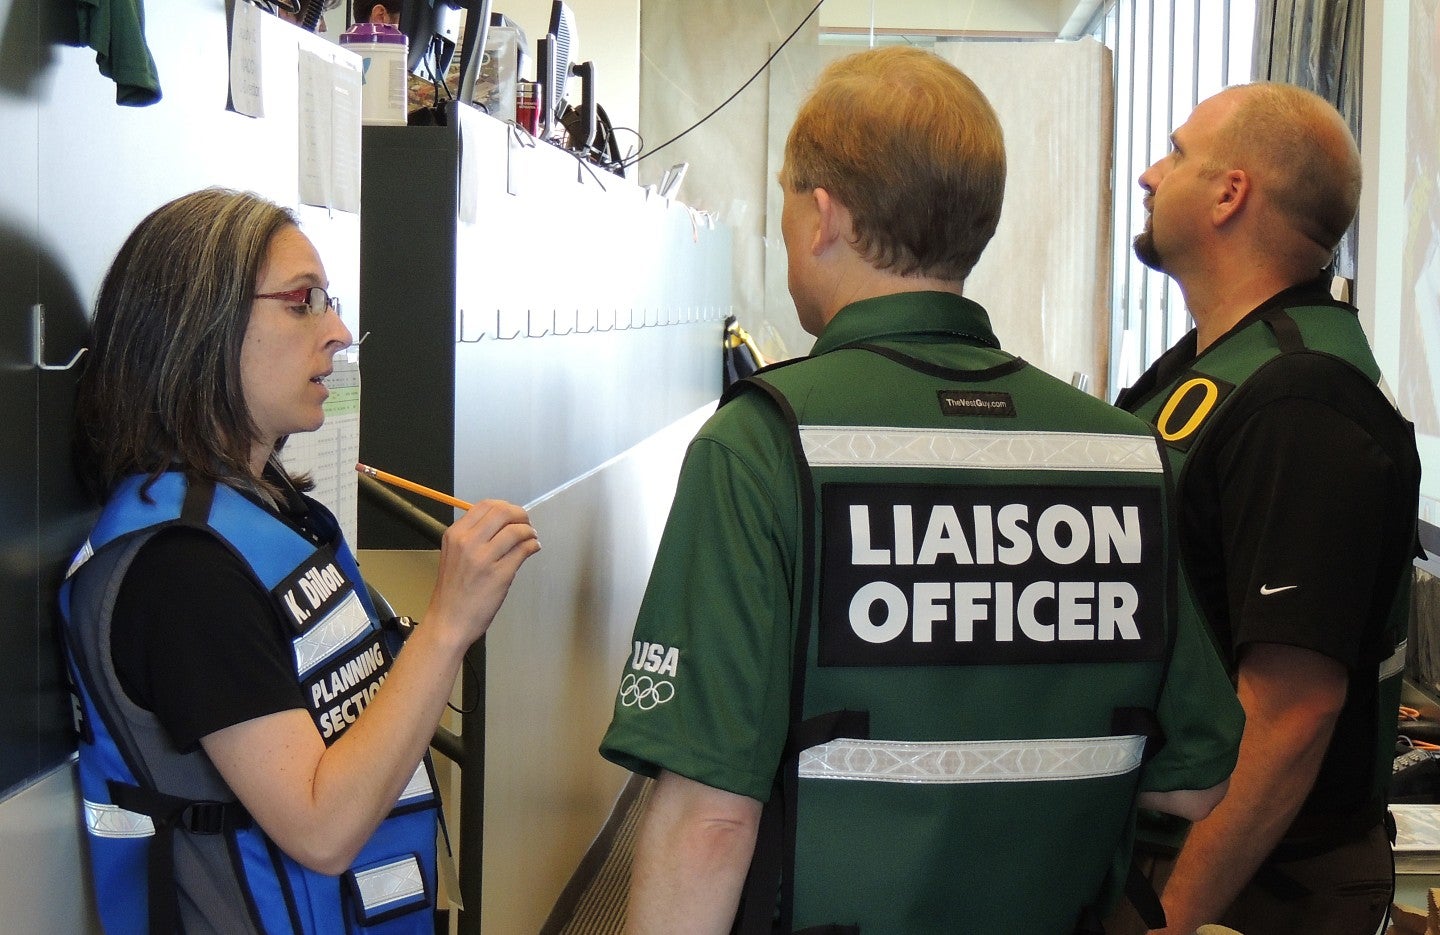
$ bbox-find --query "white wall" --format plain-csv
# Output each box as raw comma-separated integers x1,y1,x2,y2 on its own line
1357,0,1406,393
0,765,96,932
820,0,1085,34
759,40,1114,389
634,1,1112,367
467,0,1098,145
359,405,709,933
1357,0,1440,523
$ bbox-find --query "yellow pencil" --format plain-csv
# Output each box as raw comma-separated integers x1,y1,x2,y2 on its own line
355,463,474,511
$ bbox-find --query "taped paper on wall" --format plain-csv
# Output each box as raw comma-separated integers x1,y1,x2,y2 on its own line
299,49,362,214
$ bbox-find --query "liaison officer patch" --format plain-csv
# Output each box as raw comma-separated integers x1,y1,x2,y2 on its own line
1153,371,1235,451
817,482,1166,667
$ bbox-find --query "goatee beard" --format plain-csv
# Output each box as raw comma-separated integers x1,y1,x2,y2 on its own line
1133,229,1164,272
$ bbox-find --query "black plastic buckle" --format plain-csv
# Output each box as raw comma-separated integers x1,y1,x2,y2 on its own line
182,801,229,835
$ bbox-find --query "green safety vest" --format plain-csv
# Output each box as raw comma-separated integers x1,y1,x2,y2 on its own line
732,339,1180,934
1124,302,1414,836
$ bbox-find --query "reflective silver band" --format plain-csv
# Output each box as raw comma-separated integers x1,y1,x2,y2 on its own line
798,735,1146,784
354,855,425,912
292,590,371,676
399,762,433,802
798,426,1164,473
84,799,154,839
66,539,94,579
1380,640,1407,682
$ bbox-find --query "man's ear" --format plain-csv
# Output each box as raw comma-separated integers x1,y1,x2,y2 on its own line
1212,168,1250,227
811,187,853,256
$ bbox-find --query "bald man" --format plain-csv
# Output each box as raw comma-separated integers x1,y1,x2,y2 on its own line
1109,83,1421,934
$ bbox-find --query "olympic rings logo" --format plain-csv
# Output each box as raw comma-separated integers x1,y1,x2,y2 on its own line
620,673,675,710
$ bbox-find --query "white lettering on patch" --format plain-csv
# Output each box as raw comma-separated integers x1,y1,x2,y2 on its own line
629,641,680,677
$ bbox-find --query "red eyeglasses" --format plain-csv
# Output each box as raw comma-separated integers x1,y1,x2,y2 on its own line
254,286,339,317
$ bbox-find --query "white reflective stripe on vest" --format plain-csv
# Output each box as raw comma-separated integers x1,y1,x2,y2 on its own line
798,426,1165,473
1380,639,1408,682
354,855,425,912
84,799,155,838
798,735,1146,784
399,762,432,802
292,590,372,676
66,538,94,579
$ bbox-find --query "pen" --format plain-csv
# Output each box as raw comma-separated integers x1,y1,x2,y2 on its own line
355,463,474,511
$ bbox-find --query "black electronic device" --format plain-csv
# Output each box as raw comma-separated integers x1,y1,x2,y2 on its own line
568,60,596,151
536,1,576,138
298,0,328,30
399,0,490,97
559,98,626,176
400,0,458,79
453,0,493,107
532,2,621,173
1393,746,1440,802
534,35,558,138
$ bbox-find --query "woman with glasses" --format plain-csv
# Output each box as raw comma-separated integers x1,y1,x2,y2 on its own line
61,187,540,934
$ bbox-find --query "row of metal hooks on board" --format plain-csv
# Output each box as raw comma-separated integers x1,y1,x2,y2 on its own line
456,306,728,343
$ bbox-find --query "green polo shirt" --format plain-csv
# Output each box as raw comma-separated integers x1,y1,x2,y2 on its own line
600,292,1241,803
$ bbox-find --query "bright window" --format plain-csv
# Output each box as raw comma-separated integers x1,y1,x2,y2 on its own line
1089,0,1256,395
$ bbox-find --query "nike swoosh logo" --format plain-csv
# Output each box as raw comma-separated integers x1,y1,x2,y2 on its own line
1259,584,1299,596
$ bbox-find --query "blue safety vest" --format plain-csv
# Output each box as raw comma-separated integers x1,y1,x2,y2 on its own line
60,472,439,934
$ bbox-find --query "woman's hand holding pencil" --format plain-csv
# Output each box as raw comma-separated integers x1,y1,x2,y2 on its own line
355,463,540,644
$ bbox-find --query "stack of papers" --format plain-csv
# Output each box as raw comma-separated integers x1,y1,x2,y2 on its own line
1394,804,1440,873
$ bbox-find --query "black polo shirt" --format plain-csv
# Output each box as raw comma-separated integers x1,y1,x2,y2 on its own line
1119,286,1420,818
111,484,317,753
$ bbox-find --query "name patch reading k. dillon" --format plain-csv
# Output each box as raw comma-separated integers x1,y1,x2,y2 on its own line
818,482,1165,666
273,547,394,743
937,389,1016,418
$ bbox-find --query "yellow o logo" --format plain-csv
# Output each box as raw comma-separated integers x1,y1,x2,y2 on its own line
1156,377,1220,442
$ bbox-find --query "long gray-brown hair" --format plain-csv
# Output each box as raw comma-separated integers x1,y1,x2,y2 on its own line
75,188,299,500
